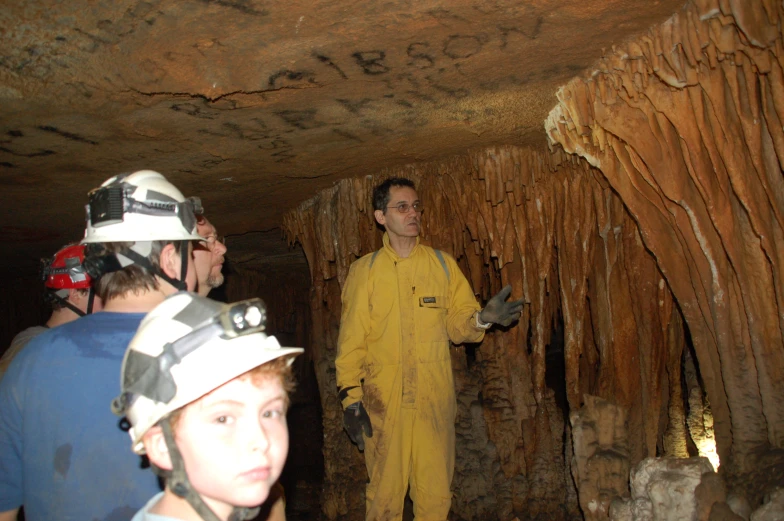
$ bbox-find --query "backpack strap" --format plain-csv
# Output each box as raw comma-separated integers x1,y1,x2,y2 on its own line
433,249,450,283
369,249,381,269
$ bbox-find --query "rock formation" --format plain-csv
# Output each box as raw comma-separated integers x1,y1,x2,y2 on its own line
750,488,784,521
1,0,782,518
545,0,784,504
610,457,731,521
284,0,784,518
283,145,690,520
571,396,630,521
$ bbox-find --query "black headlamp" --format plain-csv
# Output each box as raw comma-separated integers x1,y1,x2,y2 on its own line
87,185,201,234
88,185,126,227
220,299,267,338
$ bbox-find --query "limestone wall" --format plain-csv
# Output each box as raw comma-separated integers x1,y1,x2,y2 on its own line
545,0,784,497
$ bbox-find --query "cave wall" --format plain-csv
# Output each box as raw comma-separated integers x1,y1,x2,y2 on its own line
282,145,689,521
223,264,314,399
223,263,324,518
0,276,49,355
544,0,784,497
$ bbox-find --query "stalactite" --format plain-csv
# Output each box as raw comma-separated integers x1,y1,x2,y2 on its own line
283,143,685,520
663,313,689,459
545,0,784,495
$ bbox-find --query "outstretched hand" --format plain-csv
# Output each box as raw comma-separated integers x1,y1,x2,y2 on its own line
479,285,524,327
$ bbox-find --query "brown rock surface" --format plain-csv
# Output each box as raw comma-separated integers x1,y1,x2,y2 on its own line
611,456,729,521
3,0,784,519
570,395,630,520
546,0,784,499
0,0,685,272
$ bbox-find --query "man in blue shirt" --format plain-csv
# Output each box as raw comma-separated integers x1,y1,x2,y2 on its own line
0,170,204,521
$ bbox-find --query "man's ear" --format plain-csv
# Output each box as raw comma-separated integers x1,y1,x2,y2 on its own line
143,425,172,471
158,243,180,280
374,209,386,226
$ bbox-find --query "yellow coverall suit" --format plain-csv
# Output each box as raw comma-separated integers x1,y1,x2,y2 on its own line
336,233,486,521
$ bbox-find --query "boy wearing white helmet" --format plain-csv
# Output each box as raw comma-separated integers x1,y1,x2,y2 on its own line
0,171,203,521
113,292,303,521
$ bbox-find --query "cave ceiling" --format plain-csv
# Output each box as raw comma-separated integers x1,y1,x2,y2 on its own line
1,0,686,273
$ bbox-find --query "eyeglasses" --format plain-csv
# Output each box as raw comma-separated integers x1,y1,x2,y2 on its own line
195,234,225,251
387,202,424,214
202,234,225,245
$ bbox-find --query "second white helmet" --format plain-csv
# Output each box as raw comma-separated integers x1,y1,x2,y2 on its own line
112,292,304,454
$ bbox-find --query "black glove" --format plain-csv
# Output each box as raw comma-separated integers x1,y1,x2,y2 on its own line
479,285,524,327
343,401,373,451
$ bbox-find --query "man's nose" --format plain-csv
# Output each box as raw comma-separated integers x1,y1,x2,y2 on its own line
214,240,228,256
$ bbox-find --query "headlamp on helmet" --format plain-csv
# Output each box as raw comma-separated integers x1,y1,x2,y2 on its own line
87,184,201,236
222,300,267,337
82,170,204,245
88,184,125,228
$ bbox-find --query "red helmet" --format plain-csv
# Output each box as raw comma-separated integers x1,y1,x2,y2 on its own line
43,244,92,290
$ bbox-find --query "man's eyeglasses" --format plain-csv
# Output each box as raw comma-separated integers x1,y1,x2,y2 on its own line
202,234,224,245
387,202,424,214
196,234,225,250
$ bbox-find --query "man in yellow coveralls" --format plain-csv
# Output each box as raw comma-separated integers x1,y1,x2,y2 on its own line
336,177,524,521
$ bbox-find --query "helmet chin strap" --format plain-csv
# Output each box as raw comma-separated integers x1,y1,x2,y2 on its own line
86,289,95,314
160,419,259,521
115,245,188,292
83,241,190,292
50,292,87,317
179,240,189,292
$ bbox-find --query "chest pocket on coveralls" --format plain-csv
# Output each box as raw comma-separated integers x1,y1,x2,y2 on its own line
417,295,449,350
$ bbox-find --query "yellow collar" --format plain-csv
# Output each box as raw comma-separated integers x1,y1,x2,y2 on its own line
382,232,420,261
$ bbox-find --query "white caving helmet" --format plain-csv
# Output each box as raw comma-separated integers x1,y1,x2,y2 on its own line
82,170,204,291
111,292,303,521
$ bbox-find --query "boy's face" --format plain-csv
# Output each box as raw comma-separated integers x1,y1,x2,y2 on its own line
176,373,289,517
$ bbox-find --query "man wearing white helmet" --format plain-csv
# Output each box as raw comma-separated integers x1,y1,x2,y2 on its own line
0,170,203,521
112,292,303,521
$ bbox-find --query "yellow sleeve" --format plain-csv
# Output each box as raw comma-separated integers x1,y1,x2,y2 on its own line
443,253,485,345
335,259,370,409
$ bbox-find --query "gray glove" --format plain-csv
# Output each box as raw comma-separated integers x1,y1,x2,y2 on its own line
343,401,373,451
479,285,524,327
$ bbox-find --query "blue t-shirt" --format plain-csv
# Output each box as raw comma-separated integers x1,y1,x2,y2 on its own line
0,311,161,521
